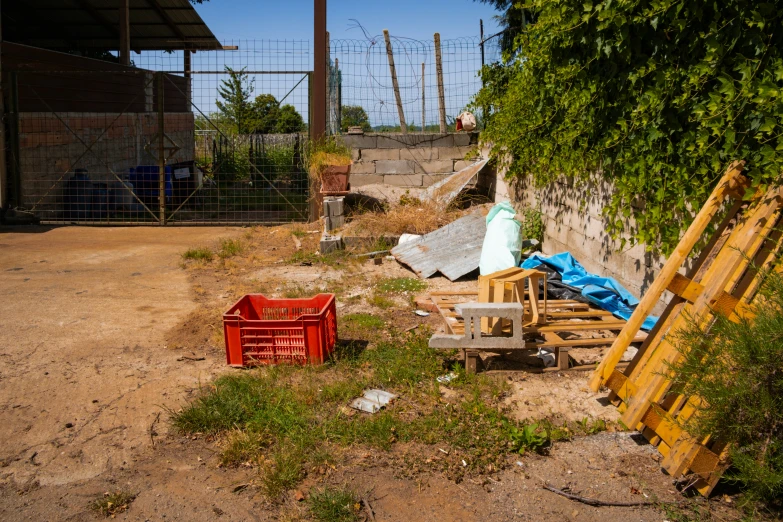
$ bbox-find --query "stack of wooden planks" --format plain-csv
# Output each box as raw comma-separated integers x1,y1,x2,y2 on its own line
590,160,783,496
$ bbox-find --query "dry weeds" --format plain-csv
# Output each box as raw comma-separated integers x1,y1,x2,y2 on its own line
347,199,463,236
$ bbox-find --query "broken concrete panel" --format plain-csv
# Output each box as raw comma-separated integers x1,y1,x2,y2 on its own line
421,174,452,187
339,135,377,149
351,161,376,174
350,174,384,186
375,160,416,175
361,148,401,161
383,174,423,187
399,147,438,161
414,159,454,174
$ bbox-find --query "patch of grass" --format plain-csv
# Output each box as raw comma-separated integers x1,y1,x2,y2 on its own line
90,491,136,517
367,294,395,309
282,284,310,298
170,331,554,494
182,246,214,262
287,249,352,268
375,277,427,294
218,238,244,258
307,487,360,522
291,226,308,238
575,417,608,436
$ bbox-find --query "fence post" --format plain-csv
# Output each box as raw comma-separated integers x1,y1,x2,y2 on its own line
312,0,327,141
156,72,166,225
434,33,447,133
383,29,407,134
480,20,487,127
421,62,426,133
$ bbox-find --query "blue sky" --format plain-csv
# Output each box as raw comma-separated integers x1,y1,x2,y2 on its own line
149,1,504,127
193,0,503,42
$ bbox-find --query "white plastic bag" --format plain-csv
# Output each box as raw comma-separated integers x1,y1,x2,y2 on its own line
479,202,522,275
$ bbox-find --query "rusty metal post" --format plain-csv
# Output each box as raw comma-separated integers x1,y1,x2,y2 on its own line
421,62,425,133
156,72,166,225
434,33,447,133
312,0,327,141
183,50,192,106
119,0,131,66
335,58,341,133
383,29,407,134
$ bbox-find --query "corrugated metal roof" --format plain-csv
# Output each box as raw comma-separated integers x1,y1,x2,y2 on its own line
2,0,222,51
391,213,487,281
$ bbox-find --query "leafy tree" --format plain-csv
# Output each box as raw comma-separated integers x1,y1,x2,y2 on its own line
275,105,306,133
340,105,371,133
474,0,783,254
252,94,280,134
216,67,255,134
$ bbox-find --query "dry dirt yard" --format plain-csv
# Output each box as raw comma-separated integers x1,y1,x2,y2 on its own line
0,224,741,521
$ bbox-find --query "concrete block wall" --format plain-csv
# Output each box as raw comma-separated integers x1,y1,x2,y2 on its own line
18,112,195,210
508,173,672,313
340,132,479,188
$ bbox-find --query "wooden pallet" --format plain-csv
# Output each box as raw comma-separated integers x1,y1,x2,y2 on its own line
589,160,783,496
430,286,645,371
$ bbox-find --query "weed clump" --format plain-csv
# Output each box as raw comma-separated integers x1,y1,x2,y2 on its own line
375,277,427,294
218,238,244,258
308,487,360,522
182,246,214,262
90,491,136,517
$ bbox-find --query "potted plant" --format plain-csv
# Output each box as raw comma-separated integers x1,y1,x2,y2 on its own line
307,138,352,194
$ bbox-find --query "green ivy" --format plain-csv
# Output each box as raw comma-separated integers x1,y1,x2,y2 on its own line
474,1,783,254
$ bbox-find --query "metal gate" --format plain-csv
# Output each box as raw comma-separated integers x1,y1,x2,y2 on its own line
7,41,313,225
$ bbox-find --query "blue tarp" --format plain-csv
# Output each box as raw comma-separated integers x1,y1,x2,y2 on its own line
521,252,658,331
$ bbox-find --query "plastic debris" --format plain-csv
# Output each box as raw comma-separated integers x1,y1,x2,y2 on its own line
436,372,458,384
479,202,522,275
414,310,430,317
350,389,397,414
537,348,556,368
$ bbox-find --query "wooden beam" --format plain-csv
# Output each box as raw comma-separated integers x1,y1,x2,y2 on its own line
75,0,120,38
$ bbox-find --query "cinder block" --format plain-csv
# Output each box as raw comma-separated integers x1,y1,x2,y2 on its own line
400,147,437,161
452,133,472,146
350,174,384,186
339,135,377,149
351,148,361,161
438,146,475,160
320,233,343,254
323,197,344,218
361,148,400,161
383,174,423,187
375,134,421,148
414,160,454,174
351,161,376,174
375,160,416,175
325,214,345,231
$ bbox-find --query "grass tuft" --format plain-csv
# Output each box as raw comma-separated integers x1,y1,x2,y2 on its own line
218,238,245,258
90,491,136,517
375,277,427,294
307,487,360,522
182,246,214,262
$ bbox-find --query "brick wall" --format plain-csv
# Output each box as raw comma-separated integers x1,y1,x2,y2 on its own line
507,173,673,313
18,112,195,210
340,132,479,188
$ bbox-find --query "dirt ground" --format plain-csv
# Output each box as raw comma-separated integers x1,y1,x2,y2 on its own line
0,224,739,521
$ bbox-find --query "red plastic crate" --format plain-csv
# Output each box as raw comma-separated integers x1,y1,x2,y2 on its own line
223,294,337,367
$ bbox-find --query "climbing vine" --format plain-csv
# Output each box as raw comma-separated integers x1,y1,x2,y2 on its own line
474,0,783,254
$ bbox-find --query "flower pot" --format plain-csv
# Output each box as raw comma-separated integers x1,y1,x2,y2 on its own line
320,164,351,193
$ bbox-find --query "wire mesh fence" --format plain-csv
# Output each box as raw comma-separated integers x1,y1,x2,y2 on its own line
9,40,312,224
7,35,498,224
328,34,501,133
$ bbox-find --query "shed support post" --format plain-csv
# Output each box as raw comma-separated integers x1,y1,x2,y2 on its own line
119,0,131,66
311,0,327,141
